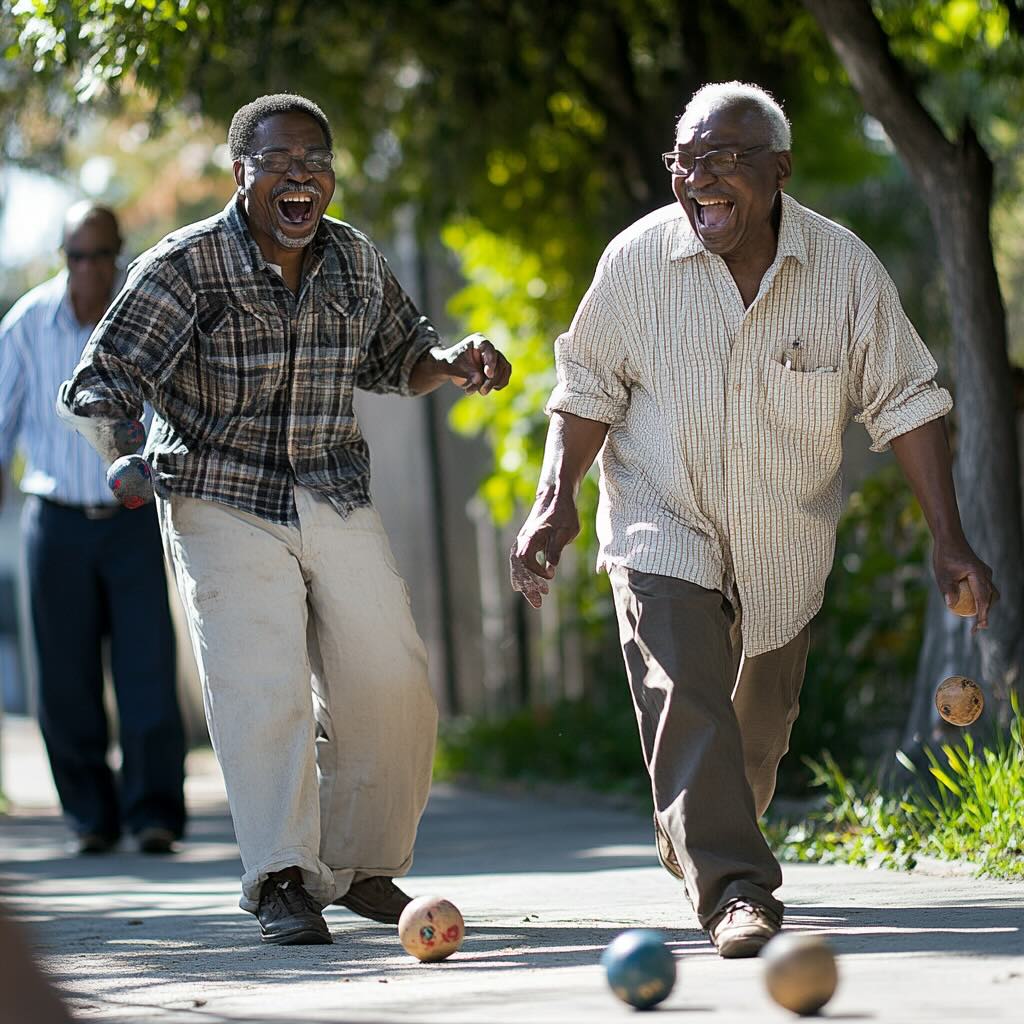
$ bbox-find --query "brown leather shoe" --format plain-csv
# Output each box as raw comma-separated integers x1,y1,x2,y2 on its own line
708,899,781,958
333,877,412,924
136,827,177,855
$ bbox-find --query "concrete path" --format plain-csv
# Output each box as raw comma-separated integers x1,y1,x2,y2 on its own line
2,715,1022,1023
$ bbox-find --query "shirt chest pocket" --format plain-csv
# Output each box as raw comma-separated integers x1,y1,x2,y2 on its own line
761,358,845,444
195,302,288,417
316,292,382,377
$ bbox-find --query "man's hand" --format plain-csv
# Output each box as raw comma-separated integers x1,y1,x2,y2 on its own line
432,333,512,395
933,541,999,633
509,492,580,609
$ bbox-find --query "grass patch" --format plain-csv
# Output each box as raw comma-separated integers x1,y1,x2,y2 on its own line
768,695,1024,880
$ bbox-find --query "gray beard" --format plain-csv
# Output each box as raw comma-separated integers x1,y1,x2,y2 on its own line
272,224,315,249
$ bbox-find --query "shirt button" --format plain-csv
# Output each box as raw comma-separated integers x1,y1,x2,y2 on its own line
734,384,742,393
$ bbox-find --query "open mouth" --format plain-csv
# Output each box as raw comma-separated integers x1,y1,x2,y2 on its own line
276,193,317,227
691,195,735,232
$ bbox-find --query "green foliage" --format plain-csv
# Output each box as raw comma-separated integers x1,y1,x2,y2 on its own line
434,697,648,801
784,462,931,787
770,693,1024,880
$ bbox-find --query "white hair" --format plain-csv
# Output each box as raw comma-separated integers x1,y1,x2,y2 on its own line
679,81,792,151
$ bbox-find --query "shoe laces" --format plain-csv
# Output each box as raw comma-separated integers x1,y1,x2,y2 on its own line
721,899,775,927
268,879,319,916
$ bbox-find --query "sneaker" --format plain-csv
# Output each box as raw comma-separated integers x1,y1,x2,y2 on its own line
653,815,685,881
257,871,332,945
708,899,781,958
333,877,412,924
77,833,117,855
136,827,177,855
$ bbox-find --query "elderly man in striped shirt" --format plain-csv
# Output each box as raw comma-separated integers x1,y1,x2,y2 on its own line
0,203,186,855
510,81,997,958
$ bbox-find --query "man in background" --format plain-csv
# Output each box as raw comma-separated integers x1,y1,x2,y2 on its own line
0,202,186,854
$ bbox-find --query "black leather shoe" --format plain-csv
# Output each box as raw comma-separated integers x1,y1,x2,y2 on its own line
333,877,412,924
257,873,332,945
77,833,117,855
136,827,177,854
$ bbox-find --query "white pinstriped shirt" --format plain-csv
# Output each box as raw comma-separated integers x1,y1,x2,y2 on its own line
547,193,952,655
0,272,123,507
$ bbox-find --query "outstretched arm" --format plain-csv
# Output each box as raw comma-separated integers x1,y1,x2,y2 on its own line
408,332,512,396
890,417,997,631
509,411,609,608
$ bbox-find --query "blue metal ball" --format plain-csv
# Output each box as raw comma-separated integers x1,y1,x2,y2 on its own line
601,929,676,1010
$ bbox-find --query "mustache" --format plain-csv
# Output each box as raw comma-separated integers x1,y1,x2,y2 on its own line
271,183,322,200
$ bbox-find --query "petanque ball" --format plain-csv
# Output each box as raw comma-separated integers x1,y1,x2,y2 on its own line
761,933,838,1016
935,676,984,727
398,896,465,962
601,929,676,1010
106,455,153,509
111,418,146,456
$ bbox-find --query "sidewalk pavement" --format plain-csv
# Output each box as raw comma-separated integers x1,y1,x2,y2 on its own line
1,714,1022,1023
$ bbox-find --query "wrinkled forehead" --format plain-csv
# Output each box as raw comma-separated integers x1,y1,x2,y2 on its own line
676,100,768,150
251,111,329,152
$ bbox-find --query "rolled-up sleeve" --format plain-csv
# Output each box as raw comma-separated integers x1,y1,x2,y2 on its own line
546,264,630,425
64,257,195,419
848,260,952,453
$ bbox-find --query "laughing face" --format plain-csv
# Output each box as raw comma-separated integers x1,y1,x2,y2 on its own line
233,111,335,260
671,100,791,264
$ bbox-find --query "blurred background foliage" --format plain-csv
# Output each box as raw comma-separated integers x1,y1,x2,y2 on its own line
2,0,1023,792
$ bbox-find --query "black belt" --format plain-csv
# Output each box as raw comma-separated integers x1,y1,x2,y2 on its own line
38,495,121,520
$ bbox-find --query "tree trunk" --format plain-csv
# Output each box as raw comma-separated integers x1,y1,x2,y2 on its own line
804,0,1024,747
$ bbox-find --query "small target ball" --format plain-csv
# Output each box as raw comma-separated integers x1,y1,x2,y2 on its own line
112,418,146,456
948,580,977,617
397,896,464,962
935,675,984,726
106,455,153,510
601,929,676,1010
761,933,838,1016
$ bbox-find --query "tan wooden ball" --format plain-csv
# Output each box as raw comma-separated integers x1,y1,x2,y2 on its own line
948,580,977,617
398,896,465,962
761,933,838,1016
935,675,984,726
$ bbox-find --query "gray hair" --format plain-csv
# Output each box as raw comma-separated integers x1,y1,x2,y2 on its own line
679,81,791,151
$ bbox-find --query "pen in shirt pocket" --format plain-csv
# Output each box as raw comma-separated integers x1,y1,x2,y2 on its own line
782,340,803,371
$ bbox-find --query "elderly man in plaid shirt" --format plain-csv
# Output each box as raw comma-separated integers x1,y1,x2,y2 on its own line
61,93,511,946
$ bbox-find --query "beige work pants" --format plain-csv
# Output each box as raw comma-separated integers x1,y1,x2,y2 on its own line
158,487,437,913
610,569,810,928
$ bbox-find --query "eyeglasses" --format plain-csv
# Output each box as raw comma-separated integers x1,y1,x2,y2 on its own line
65,248,118,264
661,146,767,177
246,149,335,174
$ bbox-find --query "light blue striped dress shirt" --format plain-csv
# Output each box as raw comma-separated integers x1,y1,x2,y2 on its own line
0,271,124,507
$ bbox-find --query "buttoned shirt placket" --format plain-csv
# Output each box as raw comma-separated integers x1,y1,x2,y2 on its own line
703,246,791,616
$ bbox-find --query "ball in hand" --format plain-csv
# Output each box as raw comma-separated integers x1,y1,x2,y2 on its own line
106,455,153,509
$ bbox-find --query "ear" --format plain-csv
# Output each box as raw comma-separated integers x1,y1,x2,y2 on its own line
775,151,793,191
233,159,246,194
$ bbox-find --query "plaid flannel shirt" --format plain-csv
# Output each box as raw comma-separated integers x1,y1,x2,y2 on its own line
63,198,438,524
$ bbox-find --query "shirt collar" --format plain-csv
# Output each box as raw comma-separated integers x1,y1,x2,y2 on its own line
669,191,809,266
224,195,331,280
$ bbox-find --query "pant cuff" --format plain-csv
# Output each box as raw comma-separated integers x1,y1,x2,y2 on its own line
702,880,784,930
238,846,336,914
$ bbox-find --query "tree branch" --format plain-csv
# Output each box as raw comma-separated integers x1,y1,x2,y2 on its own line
802,0,954,184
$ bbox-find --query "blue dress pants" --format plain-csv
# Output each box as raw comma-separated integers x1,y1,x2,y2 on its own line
23,496,186,841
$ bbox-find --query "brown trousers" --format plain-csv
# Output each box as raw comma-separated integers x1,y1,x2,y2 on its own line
610,569,810,928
